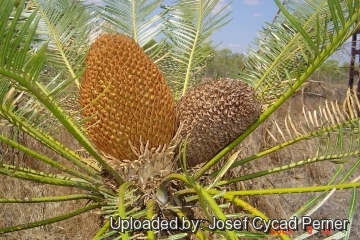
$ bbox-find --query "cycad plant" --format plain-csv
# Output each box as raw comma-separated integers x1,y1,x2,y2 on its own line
1,0,360,239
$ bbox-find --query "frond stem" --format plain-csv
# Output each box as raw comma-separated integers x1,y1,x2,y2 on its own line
210,118,359,177
181,0,203,96
132,0,138,42
0,194,104,203
0,203,102,234
33,1,79,88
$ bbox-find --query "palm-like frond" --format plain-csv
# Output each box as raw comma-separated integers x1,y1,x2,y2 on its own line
1,0,95,135
1,1,42,77
97,0,164,46
161,0,232,98
240,0,360,107
33,0,95,88
212,93,360,183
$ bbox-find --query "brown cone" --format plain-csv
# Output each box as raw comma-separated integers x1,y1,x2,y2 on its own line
80,34,176,161
175,78,261,167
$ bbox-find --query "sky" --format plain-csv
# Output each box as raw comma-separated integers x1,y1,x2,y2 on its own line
209,0,279,53
86,0,280,54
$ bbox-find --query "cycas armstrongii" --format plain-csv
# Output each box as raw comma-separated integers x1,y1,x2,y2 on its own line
2,0,360,238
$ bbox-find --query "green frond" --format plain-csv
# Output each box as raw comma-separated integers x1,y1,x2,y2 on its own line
33,0,95,88
0,132,98,182
161,0,232,97
0,0,94,134
345,188,358,239
97,0,164,46
0,0,42,75
0,203,102,234
240,0,360,107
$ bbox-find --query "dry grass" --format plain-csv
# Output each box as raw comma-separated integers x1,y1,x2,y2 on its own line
0,130,100,240
0,178,99,240
1,80,359,239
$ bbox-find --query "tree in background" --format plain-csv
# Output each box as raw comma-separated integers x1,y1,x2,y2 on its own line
312,59,345,83
203,48,246,78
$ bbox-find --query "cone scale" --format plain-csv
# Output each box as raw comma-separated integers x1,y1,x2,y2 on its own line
80,34,176,165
